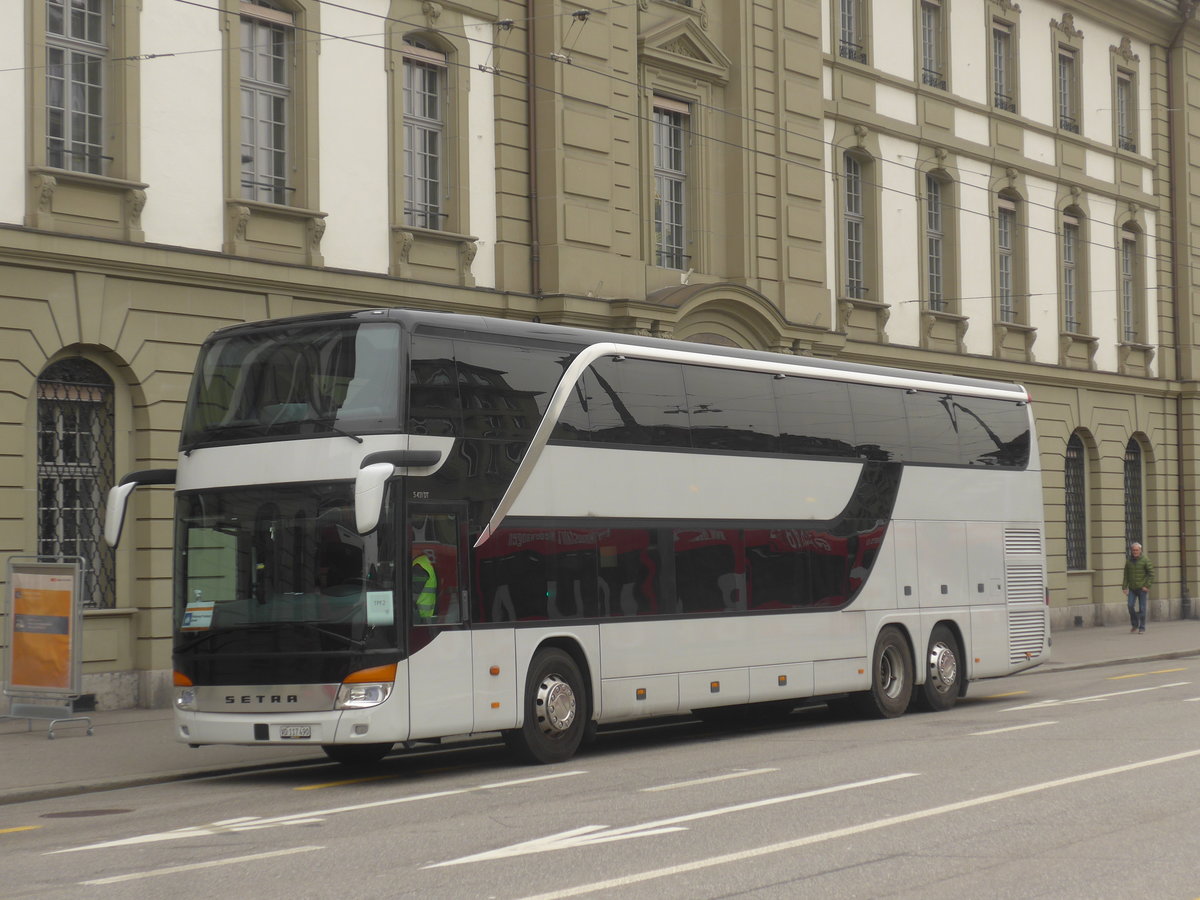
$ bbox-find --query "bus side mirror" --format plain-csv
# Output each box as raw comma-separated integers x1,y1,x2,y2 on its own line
354,449,443,534
105,468,177,548
355,463,394,534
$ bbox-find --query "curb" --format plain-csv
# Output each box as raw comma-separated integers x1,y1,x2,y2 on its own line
1028,646,1200,675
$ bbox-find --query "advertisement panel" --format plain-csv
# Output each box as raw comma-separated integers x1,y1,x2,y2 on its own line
3,560,82,698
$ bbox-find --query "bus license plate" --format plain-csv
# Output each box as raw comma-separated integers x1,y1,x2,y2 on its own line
279,726,312,739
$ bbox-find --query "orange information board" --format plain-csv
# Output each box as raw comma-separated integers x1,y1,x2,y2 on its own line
4,561,81,697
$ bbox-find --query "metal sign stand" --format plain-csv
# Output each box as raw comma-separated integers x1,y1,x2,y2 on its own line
1,557,93,739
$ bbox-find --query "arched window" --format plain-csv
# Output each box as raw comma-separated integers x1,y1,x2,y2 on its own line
37,358,115,608
1065,433,1086,570
1124,438,1143,549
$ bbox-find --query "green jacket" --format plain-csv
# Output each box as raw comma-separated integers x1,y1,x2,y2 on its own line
1123,554,1154,591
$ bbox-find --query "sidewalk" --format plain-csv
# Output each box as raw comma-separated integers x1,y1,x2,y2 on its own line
3,619,1200,807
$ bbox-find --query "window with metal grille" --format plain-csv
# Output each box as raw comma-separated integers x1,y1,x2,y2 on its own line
992,21,1015,111
920,0,946,89
1116,72,1136,152
1124,438,1143,549
240,0,293,204
46,0,108,174
844,152,866,299
1057,48,1079,133
1061,216,1079,332
403,38,446,230
997,199,1016,322
926,174,944,311
839,0,867,63
1065,433,1087,570
653,99,688,270
37,358,116,609
1121,227,1139,342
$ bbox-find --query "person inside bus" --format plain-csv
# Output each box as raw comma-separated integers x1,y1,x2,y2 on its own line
412,547,438,623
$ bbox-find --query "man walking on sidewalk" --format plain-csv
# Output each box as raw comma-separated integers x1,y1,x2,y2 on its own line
1123,542,1154,634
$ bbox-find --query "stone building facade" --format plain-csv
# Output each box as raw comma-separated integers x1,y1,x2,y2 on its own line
1,0,1198,708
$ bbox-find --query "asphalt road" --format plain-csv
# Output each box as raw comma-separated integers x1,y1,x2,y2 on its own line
3,659,1199,899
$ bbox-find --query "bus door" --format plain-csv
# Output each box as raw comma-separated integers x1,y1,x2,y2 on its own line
405,502,473,741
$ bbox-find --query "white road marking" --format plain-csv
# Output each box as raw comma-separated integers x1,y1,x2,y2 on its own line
427,772,918,867
79,845,323,885
516,748,1200,900
642,768,778,792
1003,681,1190,711
49,771,585,854
970,721,1058,736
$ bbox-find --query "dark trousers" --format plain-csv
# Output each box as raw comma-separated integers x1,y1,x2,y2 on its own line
1127,589,1148,630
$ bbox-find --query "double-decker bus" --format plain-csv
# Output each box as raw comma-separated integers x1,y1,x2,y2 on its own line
106,308,1049,765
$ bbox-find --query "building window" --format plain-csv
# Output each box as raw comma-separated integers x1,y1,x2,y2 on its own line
653,98,688,270
997,198,1017,322
240,1,294,204
1065,433,1087,571
920,0,946,89
37,359,116,609
1057,47,1080,133
403,38,447,230
45,0,108,174
1116,71,1136,152
1124,438,1143,550
839,0,867,63
843,152,867,299
925,174,945,311
991,21,1015,112
1061,214,1079,332
1121,226,1141,343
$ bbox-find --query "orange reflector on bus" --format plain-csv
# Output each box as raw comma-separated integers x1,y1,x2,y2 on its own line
710,681,720,693
778,675,787,686
491,701,501,709
173,671,193,687
489,665,500,676
636,688,647,701
344,663,397,684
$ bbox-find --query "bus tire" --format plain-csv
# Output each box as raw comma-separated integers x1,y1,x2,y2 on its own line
854,626,913,718
914,624,961,712
504,648,587,764
321,742,393,766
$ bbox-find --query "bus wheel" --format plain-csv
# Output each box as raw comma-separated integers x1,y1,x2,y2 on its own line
915,625,961,712
321,743,393,766
855,627,913,718
504,648,587,764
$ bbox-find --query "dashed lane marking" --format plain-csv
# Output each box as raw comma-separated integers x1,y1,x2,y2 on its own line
79,845,324,885
970,721,1058,736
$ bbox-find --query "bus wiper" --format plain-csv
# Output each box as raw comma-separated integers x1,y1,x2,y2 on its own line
317,419,364,443
174,622,277,653
297,622,370,649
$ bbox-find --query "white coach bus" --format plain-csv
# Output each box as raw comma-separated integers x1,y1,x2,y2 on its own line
106,308,1049,765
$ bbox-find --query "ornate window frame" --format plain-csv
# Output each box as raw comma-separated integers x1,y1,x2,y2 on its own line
987,0,1020,114
25,0,146,240
916,0,948,91
1051,13,1084,135
1110,37,1141,154
220,0,326,265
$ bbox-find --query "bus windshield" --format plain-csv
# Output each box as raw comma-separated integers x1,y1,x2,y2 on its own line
174,483,400,658
180,321,402,447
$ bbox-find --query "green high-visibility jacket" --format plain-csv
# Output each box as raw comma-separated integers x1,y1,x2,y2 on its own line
413,554,438,620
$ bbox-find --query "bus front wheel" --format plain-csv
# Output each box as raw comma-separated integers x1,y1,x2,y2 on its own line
914,625,961,712
504,648,587,764
854,627,913,718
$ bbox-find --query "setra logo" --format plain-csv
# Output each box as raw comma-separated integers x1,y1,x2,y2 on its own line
225,695,299,704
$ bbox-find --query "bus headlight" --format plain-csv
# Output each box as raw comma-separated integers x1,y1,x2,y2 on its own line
335,663,397,710
336,682,393,709
176,687,198,711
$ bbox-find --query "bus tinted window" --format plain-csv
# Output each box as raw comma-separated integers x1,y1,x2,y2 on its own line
683,367,780,452
957,397,1030,467
848,384,909,460
902,391,961,465
774,377,856,458
572,357,690,447
675,529,744,613
454,340,572,440
408,335,461,437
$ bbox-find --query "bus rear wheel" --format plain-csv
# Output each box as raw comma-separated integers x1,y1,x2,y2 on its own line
504,648,587,764
914,625,961,712
321,742,393,766
854,626,913,718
